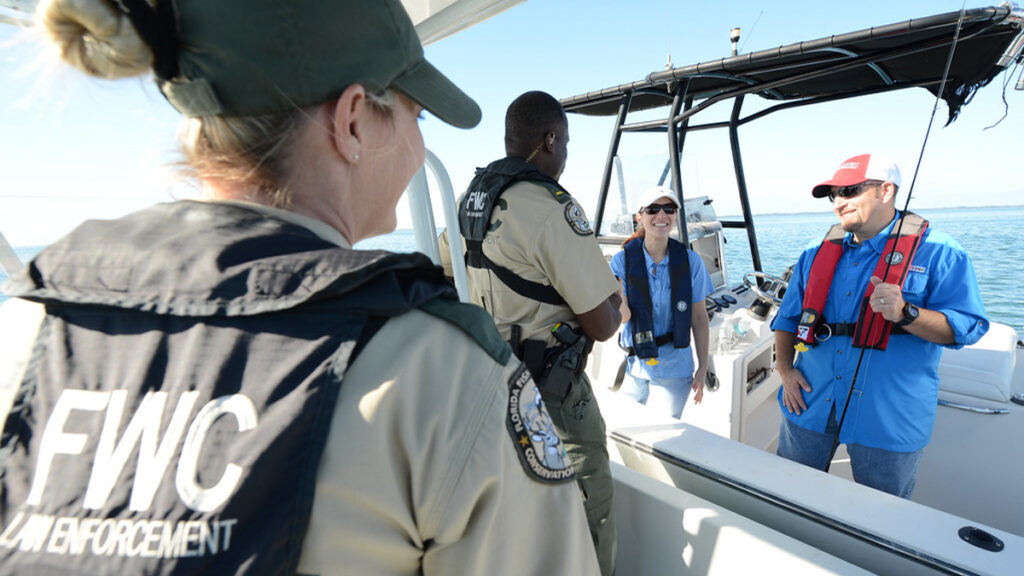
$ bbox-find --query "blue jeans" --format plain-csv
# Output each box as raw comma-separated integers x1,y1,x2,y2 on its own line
777,410,923,499
619,375,692,419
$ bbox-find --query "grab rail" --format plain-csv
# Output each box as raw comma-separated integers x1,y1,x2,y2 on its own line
405,149,469,302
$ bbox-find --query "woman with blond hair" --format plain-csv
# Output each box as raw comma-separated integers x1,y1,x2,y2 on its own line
0,1,599,573
611,186,713,419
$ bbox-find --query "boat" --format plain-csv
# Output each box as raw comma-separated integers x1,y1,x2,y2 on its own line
2,1,1023,574
423,4,1024,574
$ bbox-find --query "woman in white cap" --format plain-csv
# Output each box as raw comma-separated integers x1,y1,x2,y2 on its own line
0,0,599,574
610,186,713,419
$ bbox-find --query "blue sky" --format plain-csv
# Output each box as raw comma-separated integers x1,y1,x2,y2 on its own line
1,0,1022,246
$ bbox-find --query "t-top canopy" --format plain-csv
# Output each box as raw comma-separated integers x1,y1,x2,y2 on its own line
561,5,1024,124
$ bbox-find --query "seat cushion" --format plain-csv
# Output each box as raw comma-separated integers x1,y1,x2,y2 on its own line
937,323,1017,403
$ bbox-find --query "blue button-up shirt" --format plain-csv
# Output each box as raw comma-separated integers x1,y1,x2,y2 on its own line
771,213,989,451
611,244,714,382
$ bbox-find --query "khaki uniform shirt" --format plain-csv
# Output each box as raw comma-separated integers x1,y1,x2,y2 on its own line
441,180,618,347
0,203,600,575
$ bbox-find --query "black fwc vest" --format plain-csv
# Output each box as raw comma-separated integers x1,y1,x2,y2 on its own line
622,237,692,358
0,201,495,575
458,156,572,306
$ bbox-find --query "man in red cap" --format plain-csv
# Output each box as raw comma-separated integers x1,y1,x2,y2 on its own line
769,153,988,498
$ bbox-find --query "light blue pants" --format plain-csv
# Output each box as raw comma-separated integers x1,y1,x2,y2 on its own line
619,375,693,419
777,410,924,499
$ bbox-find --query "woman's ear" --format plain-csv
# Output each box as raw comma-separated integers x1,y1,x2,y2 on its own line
330,83,368,164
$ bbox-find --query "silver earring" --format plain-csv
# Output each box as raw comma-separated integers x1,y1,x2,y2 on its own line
354,154,360,161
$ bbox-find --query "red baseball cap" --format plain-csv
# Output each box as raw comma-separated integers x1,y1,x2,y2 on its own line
811,154,902,198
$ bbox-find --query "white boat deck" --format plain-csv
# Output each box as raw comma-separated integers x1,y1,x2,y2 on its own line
595,356,1024,575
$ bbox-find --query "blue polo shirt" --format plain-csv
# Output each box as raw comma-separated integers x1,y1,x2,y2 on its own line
610,244,714,381
771,213,989,451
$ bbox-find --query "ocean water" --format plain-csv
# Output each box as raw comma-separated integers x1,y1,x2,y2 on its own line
3,206,1022,336
719,206,1024,336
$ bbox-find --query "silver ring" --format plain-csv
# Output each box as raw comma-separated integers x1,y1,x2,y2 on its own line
879,297,885,305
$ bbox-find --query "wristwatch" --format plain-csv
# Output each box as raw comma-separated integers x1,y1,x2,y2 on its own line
897,303,920,326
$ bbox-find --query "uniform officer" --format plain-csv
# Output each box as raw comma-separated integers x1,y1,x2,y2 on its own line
442,91,622,575
0,1,600,574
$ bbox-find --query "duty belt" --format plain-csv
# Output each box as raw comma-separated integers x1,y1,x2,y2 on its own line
815,322,907,342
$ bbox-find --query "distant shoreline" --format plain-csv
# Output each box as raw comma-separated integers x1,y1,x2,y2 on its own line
721,203,1024,220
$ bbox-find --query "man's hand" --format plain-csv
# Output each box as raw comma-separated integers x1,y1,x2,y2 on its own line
779,365,811,415
774,330,810,414
868,276,905,323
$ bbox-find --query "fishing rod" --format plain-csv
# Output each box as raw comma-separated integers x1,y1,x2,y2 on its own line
823,3,968,473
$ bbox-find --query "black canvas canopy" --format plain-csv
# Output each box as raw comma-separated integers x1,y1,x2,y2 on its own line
562,5,1023,124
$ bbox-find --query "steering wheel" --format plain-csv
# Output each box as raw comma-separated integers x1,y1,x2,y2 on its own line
743,271,788,306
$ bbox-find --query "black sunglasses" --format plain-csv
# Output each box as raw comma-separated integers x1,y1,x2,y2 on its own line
828,181,881,203
641,202,678,215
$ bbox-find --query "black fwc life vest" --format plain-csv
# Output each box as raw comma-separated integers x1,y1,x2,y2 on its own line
0,201,497,575
458,156,572,306
622,237,692,358
796,211,928,350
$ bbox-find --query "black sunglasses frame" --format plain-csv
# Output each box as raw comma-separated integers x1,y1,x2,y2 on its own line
828,181,883,203
640,203,678,215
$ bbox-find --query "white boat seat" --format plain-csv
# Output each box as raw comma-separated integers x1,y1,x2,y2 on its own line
937,322,1017,403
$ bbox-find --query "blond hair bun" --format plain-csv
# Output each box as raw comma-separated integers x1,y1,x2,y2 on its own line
36,0,154,79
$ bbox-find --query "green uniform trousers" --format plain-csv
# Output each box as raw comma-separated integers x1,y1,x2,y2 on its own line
538,370,616,576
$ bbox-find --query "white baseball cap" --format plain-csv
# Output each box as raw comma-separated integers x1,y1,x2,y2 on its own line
634,186,681,213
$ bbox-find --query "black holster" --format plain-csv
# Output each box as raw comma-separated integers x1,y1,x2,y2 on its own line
513,325,590,400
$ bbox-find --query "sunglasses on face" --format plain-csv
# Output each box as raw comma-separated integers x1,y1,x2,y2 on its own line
641,203,678,215
828,181,881,203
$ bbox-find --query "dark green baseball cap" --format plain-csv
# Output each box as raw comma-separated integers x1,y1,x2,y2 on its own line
160,0,481,128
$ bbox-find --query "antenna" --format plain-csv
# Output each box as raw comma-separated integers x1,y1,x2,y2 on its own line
739,10,763,54
730,27,741,56
665,0,673,70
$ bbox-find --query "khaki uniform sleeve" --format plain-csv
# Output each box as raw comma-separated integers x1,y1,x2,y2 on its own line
297,311,599,576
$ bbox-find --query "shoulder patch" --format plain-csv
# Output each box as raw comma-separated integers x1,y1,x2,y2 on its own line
564,203,593,236
506,365,575,483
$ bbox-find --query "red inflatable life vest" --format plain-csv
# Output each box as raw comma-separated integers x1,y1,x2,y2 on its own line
796,212,928,350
